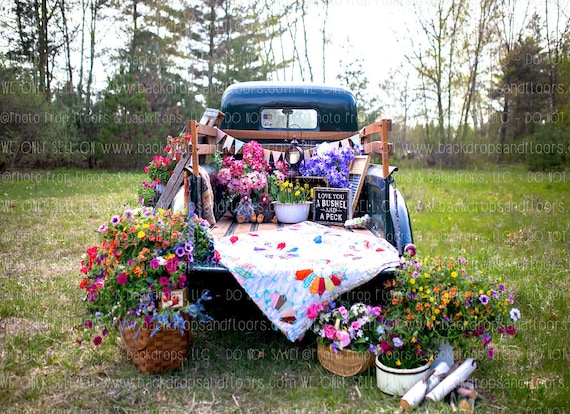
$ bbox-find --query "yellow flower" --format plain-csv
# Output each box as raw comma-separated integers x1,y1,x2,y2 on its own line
396,359,402,367
451,271,457,278
142,223,149,229
137,231,145,239
429,297,435,303
410,278,416,285
424,272,430,278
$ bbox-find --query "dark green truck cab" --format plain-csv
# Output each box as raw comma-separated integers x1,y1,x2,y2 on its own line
173,81,414,317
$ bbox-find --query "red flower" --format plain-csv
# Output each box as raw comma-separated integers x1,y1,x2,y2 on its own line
277,242,286,250
93,336,102,346
79,279,89,289
230,236,239,244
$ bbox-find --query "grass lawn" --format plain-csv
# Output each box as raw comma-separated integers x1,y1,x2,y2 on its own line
0,167,568,413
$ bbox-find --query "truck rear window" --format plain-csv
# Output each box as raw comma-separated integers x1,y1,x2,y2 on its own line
260,108,318,130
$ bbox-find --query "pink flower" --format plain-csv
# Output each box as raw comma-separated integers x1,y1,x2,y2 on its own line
93,336,102,346
149,258,160,269
159,276,170,286
323,325,336,340
351,321,362,330
117,273,128,285
166,257,179,274
307,304,319,319
336,330,351,348
338,306,348,319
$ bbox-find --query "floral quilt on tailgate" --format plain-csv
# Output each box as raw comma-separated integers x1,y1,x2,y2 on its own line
214,221,400,341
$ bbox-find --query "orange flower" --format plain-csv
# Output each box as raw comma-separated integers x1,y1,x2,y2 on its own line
133,265,144,277
138,247,150,262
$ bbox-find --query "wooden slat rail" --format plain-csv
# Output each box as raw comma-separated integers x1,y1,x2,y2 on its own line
156,116,394,211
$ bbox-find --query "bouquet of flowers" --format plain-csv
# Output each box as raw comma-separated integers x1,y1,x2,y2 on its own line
78,208,217,345
300,142,355,188
375,311,438,369
270,176,313,204
138,133,191,207
215,140,270,202
386,249,521,363
138,156,176,206
308,301,382,354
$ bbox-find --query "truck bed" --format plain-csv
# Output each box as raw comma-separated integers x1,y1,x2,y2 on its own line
210,212,377,240
189,213,395,325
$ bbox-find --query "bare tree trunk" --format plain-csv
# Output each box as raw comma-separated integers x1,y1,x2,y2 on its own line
77,0,88,97
321,0,329,83
299,0,313,81
60,0,74,91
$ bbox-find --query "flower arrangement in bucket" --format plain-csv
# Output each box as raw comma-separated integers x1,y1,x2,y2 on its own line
308,301,382,376
215,140,270,202
77,208,217,372
300,142,355,188
387,249,521,363
269,172,314,223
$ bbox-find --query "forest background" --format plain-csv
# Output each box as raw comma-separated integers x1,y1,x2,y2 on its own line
0,0,569,171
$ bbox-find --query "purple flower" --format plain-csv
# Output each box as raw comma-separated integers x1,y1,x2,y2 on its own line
479,295,489,305
488,347,494,358
93,336,102,346
175,246,186,258
84,320,93,329
184,242,194,253
393,337,404,348
482,333,492,348
110,215,120,225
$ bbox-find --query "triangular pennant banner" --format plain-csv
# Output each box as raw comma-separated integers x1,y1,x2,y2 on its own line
272,150,282,162
263,149,271,163
349,133,361,146
216,129,227,143
304,149,312,160
234,139,245,154
341,138,350,148
223,136,234,151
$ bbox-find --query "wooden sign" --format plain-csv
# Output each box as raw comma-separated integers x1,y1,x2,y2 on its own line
313,187,350,225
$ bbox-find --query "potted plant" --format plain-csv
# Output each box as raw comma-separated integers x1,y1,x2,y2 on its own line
299,142,355,188
215,140,271,221
391,250,521,361
374,304,439,396
269,170,314,223
78,207,218,373
308,301,382,377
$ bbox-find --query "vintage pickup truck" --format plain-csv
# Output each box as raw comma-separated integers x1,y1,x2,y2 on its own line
158,81,414,339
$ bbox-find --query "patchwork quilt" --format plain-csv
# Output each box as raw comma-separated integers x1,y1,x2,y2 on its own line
214,221,400,341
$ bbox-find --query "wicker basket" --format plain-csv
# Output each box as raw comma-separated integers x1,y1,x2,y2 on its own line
317,342,375,377
119,315,193,374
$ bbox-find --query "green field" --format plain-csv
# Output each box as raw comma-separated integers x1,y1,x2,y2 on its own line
0,167,568,413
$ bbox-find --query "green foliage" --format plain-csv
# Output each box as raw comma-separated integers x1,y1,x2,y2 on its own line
524,122,569,171
0,62,84,169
